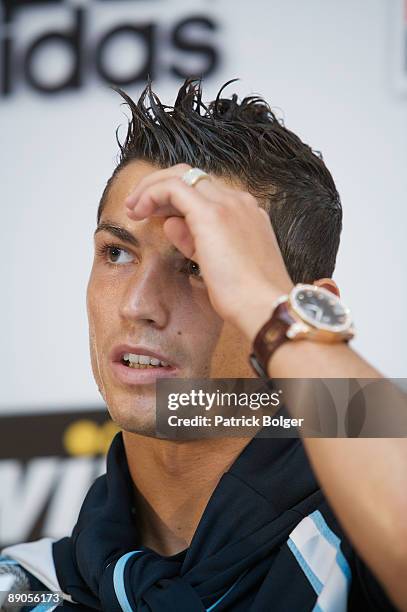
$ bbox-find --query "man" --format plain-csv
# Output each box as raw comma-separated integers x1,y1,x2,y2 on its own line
1,79,406,611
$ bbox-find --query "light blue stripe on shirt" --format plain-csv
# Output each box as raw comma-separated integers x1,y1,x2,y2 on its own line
113,550,144,612
309,511,351,582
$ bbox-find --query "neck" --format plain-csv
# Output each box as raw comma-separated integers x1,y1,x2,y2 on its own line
122,431,250,556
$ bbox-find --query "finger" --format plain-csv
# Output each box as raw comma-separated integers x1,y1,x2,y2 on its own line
190,174,224,201
125,163,191,207
145,179,226,217
163,217,195,260
126,165,225,211
127,177,216,224
150,204,183,218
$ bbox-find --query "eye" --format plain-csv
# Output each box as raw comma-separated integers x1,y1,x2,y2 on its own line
184,259,202,279
96,243,134,265
108,246,133,264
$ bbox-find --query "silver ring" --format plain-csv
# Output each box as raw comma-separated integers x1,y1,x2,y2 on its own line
181,168,210,188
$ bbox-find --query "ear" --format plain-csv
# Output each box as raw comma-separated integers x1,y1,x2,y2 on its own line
313,277,340,297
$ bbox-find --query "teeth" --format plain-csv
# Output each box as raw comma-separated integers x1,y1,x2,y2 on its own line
122,353,170,368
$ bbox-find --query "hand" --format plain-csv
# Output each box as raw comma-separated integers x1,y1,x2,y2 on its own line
125,164,294,341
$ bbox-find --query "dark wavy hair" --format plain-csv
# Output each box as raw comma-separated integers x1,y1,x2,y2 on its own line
98,78,342,284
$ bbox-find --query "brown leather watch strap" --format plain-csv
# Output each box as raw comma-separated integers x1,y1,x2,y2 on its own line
249,301,296,377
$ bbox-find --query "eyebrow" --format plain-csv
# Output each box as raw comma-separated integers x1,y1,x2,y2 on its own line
94,221,140,248
94,220,180,255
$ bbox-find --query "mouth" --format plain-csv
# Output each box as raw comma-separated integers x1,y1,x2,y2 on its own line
110,344,179,386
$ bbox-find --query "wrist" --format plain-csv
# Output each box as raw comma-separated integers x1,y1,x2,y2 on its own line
232,283,293,343
248,283,356,378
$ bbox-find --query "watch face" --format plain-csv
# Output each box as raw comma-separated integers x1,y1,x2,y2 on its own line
290,285,351,331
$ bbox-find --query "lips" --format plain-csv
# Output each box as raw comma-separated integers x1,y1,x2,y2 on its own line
109,344,179,386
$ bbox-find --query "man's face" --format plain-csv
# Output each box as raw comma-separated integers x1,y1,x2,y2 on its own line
87,160,255,436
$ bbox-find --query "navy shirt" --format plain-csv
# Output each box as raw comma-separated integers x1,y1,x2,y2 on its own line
1,432,397,611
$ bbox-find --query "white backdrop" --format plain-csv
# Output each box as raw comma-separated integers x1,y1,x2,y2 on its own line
1,0,406,414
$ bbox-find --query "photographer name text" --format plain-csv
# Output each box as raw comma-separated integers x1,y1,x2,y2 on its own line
167,415,304,429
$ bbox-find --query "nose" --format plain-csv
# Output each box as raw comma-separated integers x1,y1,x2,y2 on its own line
120,258,170,329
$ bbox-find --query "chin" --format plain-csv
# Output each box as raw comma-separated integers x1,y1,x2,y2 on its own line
121,421,159,438
106,395,158,437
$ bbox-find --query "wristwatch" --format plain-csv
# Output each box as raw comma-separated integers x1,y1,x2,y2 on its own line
249,283,355,377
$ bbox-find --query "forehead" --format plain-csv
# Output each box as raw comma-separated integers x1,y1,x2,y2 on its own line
102,159,247,215
98,160,249,244
102,159,160,217
98,159,173,247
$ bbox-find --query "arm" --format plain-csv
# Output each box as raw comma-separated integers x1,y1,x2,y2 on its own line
268,337,407,610
238,287,407,610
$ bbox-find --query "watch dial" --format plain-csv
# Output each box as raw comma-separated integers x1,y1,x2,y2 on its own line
293,288,348,328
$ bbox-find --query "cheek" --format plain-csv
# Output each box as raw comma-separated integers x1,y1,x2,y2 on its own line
87,268,118,330
209,323,256,378
172,287,224,372
87,277,102,345
86,271,113,390
88,320,101,390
